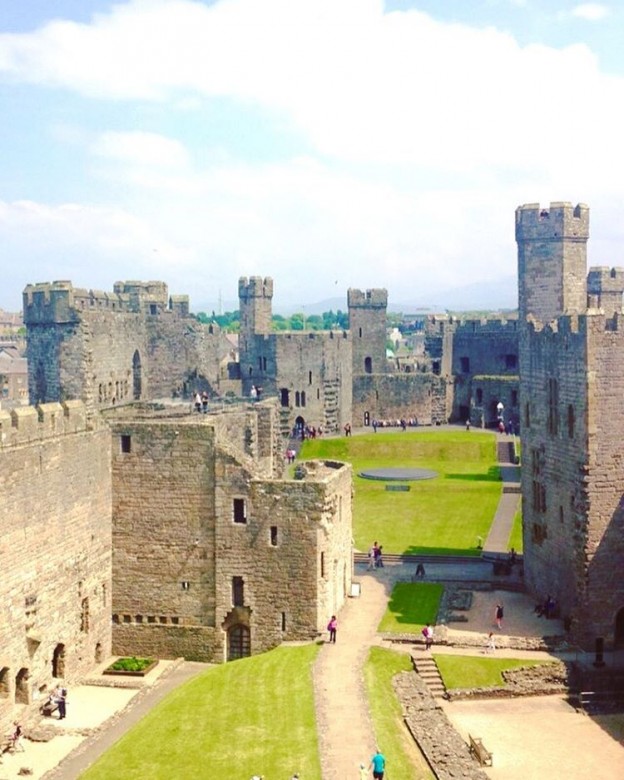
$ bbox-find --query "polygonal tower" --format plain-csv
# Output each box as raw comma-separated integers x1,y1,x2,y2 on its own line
516,202,589,324
347,288,388,376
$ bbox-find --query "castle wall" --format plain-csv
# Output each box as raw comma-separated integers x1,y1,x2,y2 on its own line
520,319,589,639
145,314,232,399
352,373,448,426
109,417,220,662
0,402,112,733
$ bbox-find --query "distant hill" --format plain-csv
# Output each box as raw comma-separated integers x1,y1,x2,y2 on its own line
194,275,518,318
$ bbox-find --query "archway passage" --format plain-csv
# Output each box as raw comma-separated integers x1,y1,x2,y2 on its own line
132,350,142,400
52,643,65,678
615,607,624,648
227,624,250,661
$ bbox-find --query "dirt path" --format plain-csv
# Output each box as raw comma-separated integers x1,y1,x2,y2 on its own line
313,568,397,779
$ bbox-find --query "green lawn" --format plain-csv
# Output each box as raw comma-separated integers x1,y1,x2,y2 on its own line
508,507,523,553
434,654,547,690
81,645,321,780
300,430,501,555
364,647,434,779
378,582,443,634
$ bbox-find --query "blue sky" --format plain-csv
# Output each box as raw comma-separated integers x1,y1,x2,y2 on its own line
2,0,624,312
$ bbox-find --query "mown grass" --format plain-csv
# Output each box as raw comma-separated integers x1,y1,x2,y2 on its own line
300,430,500,555
508,507,523,552
364,647,434,779
434,655,547,690
378,582,444,634
81,644,321,780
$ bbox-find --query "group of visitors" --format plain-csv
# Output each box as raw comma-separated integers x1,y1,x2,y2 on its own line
367,541,384,570
293,423,323,440
371,417,418,432
193,391,210,413
535,594,557,619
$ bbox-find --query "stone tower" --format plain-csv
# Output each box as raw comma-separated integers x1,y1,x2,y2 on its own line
516,202,589,324
347,288,388,376
238,276,274,397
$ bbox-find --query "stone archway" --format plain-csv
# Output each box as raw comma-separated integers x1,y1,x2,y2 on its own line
52,643,65,678
614,607,624,648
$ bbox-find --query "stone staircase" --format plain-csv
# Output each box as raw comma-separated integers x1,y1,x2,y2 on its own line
413,654,446,698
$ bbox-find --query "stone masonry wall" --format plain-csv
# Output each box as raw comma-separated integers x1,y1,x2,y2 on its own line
352,373,448,426
0,402,112,736
521,318,590,640
109,416,219,662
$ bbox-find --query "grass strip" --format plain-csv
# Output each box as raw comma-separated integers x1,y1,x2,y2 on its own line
364,647,434,779
433,654,546,690
378,582,443,634
81,644,321,780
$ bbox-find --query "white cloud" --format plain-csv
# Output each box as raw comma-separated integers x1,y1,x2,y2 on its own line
91,131,190,169
571,3,609,21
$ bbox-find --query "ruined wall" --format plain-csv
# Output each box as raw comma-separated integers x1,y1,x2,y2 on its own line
109,416,219,662
145,314,232,399
352,373,449,426
0,402,112,734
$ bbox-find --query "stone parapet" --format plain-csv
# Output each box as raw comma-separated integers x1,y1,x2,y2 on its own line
0,400,91,447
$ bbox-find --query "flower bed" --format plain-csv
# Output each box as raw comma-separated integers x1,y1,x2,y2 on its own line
103,657,159,677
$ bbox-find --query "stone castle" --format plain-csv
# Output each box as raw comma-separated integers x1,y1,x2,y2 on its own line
4,200,623,734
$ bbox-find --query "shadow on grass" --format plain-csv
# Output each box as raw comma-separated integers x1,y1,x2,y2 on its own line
443,466,501,482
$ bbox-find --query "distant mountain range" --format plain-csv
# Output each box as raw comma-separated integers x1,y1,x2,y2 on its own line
196,275,518,316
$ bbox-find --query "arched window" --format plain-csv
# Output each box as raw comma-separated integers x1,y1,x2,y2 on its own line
0,667,9,699
132,350,142,400
15,668,30,705
364,357,372,374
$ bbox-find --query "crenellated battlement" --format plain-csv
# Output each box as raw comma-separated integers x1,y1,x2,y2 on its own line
515,201,589,242
0,400,90,447
238,276,274,300
454,317,518,334
347,288,388,309
23,280,180,324
587,266,624,294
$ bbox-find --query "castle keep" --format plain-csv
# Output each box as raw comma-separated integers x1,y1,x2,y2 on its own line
517,202,624,649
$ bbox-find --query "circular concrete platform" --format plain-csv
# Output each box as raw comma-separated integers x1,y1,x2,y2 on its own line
358,467,438,481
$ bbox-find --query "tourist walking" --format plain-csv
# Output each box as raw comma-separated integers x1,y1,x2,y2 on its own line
369,748,386,779
56,686,67,719
484,632,496,653
368,542,378,571
374,544,384,568
495,603,504,630
422,623,434,650
327,615,337,643
10,721,25,752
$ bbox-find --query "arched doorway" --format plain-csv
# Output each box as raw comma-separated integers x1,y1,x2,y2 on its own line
0,667,9,699
295,415,305,436
15,668,30,705
614,607,624,648
95,643,104,664
132,350,142,400
52,644,65,678
227,625,251,661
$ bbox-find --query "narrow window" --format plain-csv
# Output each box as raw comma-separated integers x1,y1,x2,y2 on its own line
263,357,267,371
364,356,372,374
233,498,247,524
280,388,290,407
181,581,191,590
320,552,325,578
120,435,131,454
476,388,483,405
511,390,518,406
301,391,306,407
270,526,278,546
567,404,575,438
232,576,245,607
295,391,300,407
281,612,286,631
309,371,312,384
